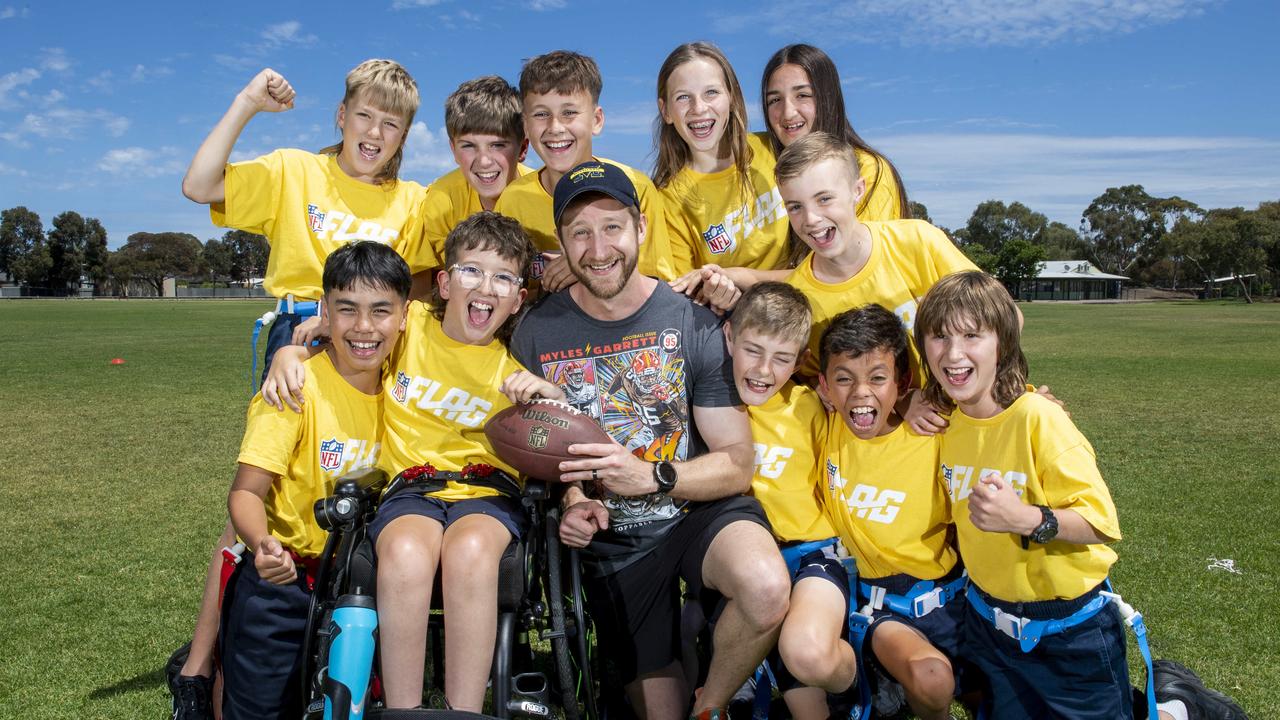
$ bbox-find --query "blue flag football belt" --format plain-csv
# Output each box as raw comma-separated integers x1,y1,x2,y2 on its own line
966,580,1158,719
249,297,320,392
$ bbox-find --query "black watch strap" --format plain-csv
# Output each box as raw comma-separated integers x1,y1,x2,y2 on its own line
653,460,677,494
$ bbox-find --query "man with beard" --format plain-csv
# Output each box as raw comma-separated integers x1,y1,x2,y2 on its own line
510,161,790,720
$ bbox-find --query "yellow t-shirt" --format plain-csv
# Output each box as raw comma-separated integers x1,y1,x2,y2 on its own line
785,219,976,378
940,392,1121,602
211,148,427,300
237,351,382,558
661,133,789,274
747,382,835,543
399,163,536,274
380,302,525,501
494,157,678,281
855,149,904,222
821,419,955,580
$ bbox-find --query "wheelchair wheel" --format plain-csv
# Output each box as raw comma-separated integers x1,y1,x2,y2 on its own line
544,509,605,720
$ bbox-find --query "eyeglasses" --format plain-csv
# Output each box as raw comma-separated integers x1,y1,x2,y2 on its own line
448,264,524,298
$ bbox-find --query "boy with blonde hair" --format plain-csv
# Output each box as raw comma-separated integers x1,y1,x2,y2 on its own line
723,282,845,720
495,50,678,289
173,59,426,719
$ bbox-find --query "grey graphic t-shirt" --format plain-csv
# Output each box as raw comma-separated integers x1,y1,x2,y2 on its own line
510,282,739,575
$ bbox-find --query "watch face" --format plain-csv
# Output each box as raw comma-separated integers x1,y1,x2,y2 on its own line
655,461,677,490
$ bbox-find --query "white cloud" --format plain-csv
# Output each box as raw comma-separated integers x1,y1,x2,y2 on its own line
715,0,1217,47
0,67,39,106
0,161,29,176
0,5,28,20
213,53,259,71
390,0,448,8
39,47,70,72
877,132,1280,229
525,0,567,10
86,70,114,93
261,20,317,47
130,64,174,83
98,146,185,178
400,120,456,177
0,107,131,146
604,101,659,137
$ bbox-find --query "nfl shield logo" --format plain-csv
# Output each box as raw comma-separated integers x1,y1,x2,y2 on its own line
528,425,549,450
701,223,733,255
392,371,411,404
826,459,839,491
531,254,546,280
319,438,345,472
307,204,326,233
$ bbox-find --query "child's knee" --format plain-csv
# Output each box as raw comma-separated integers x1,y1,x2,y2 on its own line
902,655,954,709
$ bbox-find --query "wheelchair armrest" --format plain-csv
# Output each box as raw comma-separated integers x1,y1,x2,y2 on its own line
522,480,551,501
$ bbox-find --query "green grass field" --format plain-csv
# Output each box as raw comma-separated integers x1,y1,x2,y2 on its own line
0,299,1276,719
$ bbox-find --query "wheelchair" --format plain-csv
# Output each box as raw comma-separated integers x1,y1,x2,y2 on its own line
299,466,607,720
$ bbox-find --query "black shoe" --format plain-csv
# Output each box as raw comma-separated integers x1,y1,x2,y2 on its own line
171,673,214,720
165,642,191,696
1153,659,1248,719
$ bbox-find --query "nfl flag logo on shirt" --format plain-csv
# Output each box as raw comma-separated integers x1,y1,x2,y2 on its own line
307,204,326,233
319,439,344,472
702,223,733,255
392,371,411,404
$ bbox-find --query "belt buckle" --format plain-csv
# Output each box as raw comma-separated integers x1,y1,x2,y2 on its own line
993,607,1029,640
912,587,944,617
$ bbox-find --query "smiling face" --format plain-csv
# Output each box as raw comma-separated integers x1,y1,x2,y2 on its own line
820,347,905,439
765,63,816,148
523,89,603,179
335,93,409,183
437,246,527,345
922,316,1002,419
726,325,804,407
779,156,866,259
557,195,643,301
451,132,526,209
659,57,732,165
322,281,408,376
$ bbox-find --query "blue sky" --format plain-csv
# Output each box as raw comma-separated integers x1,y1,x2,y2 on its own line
1,0,1277,248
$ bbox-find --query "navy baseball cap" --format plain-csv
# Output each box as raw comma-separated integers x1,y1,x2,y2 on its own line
552,161,640,227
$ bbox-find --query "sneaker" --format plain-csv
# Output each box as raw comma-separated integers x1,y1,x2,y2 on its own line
1153,659,1248,720
870,665,907,718
165,642,191,696
171,673,213,720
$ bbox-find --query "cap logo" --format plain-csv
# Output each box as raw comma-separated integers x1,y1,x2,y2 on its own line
569,165,606,182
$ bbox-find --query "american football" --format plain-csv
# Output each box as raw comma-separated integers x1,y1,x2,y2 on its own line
484,398,613,481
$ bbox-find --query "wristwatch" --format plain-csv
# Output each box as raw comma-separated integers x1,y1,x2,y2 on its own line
1022,505,1059,548
653,460,678,494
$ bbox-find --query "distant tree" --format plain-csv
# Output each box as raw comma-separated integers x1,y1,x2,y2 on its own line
223,229,269,283
1165,208,1266,303
0,206,46,285
1038,221,1088,259
45,211,89,294
200,238,234,281
908,201,932,224
1254,201,1280,295
82,218,109,291
1080,186,1200,276
114,232,202,295
991,239,1046,298
956,200,1047,254
104,251,137,297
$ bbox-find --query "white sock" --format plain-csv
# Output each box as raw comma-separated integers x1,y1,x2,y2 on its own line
1157,699,1189,720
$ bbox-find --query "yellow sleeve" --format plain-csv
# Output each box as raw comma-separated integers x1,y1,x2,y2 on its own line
210,149,287,239
855,150,903,222
660,183,698,275
1038,440,1122,542
237,394,305,477
633,173,679,281
395,195,440,275
920,221,979,278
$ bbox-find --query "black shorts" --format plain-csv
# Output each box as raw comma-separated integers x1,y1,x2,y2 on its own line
771,544,851,693
583,495,769,687
368,492,527,546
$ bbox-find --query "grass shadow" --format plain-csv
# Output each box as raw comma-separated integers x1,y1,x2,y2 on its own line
88,667,167,699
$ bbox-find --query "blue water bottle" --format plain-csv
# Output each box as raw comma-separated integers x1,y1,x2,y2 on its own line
324,589,377,720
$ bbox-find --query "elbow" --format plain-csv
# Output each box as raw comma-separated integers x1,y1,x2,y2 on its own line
182,176,207,204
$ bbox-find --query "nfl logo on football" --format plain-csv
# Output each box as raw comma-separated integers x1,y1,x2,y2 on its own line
319,438,345,472
701,223,734,255
527,425,549,450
